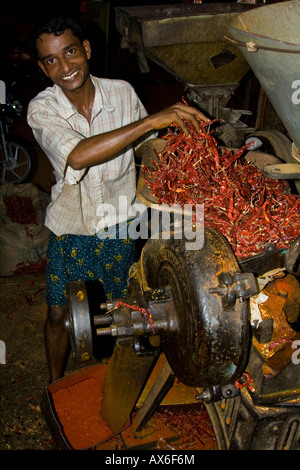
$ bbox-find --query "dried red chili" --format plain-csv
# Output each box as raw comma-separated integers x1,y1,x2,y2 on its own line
12,258,47,275
4,195,38,225
7,297,22,319
268,337,293,351
115,301,155,333
234,371,255,392
143,112,300,259
152,405,217,450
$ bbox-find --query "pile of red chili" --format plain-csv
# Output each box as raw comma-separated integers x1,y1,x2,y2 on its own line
143,118,300,259
153,405,217,450
4,195,37,225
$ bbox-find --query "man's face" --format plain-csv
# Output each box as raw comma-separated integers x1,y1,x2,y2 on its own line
36,29,91,94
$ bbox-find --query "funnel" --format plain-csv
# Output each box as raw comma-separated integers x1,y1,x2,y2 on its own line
227,1,300,152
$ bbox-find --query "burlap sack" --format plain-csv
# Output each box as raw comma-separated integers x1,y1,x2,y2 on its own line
0,183,50,276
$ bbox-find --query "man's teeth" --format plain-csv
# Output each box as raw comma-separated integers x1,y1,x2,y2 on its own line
63,71,78,81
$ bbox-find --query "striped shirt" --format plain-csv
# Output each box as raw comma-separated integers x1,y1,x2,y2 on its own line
27,76,151,236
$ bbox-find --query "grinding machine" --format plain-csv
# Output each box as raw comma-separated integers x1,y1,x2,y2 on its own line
64,2,300,450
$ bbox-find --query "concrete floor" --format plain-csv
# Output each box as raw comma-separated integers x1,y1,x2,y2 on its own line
0,271,59,450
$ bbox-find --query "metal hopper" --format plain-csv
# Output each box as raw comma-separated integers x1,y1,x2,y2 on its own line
227,0,300,180
115,3,259,144
115,3,256,88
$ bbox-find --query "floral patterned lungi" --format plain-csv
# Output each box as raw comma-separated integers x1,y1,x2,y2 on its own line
45,225,136,307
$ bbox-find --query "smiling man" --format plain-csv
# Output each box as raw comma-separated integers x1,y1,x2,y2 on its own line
27,15,207,383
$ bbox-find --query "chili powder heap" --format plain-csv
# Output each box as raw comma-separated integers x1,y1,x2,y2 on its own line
143,118,300,259
51,377,113,449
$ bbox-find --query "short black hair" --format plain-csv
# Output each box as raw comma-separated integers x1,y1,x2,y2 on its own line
30,15,85,57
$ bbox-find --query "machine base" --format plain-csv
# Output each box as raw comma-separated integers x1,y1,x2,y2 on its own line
42,353,300,450
41,359,217,451
206,390,300,450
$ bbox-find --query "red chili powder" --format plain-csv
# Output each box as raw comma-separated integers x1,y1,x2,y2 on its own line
52,377,113,449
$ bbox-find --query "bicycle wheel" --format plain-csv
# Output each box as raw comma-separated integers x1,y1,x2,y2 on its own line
0,135,37,184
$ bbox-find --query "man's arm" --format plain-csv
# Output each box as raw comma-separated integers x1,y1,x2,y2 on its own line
67,102,208,170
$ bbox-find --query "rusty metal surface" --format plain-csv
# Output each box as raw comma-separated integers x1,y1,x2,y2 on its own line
141,231,250,388
115,3,257,86
66,281,94,364
115,3,258,48
101,341,157,433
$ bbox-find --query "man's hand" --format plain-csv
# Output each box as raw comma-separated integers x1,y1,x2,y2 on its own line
148,102,209,136
68,102,208,170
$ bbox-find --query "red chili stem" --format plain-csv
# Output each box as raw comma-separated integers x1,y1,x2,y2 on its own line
268,337,293,351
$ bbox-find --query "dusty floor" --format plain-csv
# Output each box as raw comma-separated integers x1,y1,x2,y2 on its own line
0,269,89,450
0,270,56,450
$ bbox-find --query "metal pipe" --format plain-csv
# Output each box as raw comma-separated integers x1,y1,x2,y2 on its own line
93,314,113,325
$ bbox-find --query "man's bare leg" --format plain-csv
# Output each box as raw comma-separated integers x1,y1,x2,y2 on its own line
44,305,69,383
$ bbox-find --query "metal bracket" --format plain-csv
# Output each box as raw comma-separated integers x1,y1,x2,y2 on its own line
209,271,258,309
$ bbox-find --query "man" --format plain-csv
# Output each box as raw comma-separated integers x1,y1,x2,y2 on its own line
27,15,207,383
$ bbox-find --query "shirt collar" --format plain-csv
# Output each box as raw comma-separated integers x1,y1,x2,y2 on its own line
54,75,115,121
91,75,115,114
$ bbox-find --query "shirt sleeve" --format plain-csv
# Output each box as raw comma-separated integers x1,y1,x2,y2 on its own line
27,98,86,185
